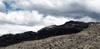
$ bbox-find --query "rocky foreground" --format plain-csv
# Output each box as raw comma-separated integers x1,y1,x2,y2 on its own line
0,21,100,49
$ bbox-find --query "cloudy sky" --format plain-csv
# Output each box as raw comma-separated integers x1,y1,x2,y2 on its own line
0,0,99,35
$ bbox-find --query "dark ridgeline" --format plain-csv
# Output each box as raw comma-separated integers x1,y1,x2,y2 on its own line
37,21,89,38
0,31,37,47
0,21,90,47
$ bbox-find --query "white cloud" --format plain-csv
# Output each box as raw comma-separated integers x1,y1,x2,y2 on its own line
3,0,82,12
73,16,97,22
2,0,99,19
0,24,45,36
0,0,6,12
1,0,100,13
0,0,99,35
0,10,97,35
0,11,44,25
84,0,100,13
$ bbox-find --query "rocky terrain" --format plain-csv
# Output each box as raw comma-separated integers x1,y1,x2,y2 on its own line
0,21,100,49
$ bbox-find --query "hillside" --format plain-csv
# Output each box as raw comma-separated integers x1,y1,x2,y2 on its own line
0,21,100,49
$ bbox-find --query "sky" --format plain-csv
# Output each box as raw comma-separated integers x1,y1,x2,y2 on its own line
0,0,99,35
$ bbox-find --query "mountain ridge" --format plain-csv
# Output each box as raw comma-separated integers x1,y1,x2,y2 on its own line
0,21,100,49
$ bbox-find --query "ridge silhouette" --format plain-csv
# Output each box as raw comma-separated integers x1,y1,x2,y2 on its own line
0,21,89,47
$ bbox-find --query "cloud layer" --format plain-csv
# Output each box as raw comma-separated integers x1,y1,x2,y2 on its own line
0,0,99,35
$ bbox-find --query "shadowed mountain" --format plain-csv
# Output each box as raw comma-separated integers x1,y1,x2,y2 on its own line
0,31,37,47
37,21,89,38
0,21,90,47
